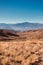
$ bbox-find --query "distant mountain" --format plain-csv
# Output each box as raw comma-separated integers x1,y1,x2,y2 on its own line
0,22,43,31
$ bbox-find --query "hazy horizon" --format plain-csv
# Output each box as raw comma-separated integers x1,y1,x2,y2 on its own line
0,22,43,24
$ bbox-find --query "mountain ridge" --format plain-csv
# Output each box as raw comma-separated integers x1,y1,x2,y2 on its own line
0,22,43,31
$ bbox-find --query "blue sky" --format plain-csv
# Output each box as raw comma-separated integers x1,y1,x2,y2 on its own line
0,0,43,24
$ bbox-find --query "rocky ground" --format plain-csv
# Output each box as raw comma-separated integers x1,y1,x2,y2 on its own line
0,29,43,65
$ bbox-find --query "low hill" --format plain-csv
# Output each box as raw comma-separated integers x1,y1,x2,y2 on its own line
0,29,43,41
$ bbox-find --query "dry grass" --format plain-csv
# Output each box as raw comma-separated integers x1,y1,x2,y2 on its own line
0,29,43,65
0,40,43,65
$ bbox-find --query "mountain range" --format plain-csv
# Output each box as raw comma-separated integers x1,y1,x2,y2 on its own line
0,22,43,31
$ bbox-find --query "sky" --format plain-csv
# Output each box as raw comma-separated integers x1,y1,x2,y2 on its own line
0,0,43,24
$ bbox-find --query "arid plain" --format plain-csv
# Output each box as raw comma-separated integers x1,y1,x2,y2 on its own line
0,29,43,65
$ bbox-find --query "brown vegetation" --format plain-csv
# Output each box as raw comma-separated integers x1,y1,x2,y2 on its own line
0,29,43,65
